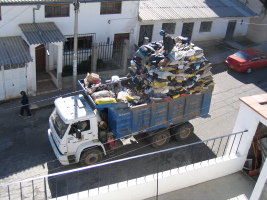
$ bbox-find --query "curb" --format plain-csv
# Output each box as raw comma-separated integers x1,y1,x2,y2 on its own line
31,104,54,111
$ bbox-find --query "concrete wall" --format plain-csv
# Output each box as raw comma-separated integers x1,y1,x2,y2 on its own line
56,155,245,200
243,0,267,43
238,0,263,14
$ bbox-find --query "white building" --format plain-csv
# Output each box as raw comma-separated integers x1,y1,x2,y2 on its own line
135,0,258,45
0,0,258,101
0,0,139,100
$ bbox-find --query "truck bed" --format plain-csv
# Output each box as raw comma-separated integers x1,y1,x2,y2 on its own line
78,79,213,138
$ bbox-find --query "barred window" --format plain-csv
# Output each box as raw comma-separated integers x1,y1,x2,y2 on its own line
199,21,212,32
162,23,176,34
4,63,26,70
64,36,93,51
100,1,122,14
45,4,69,18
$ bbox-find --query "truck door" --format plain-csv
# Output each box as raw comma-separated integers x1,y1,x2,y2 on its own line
67,121,91,154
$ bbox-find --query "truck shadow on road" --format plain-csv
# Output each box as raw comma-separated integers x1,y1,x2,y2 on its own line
47,133,218,198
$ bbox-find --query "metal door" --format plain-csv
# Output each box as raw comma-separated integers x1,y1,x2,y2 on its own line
138,25,153,46
36,44,46,72
2,64,27,100
225,21,236,40
181,23,194,40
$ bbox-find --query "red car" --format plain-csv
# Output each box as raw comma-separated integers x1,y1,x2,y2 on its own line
225,48,267,73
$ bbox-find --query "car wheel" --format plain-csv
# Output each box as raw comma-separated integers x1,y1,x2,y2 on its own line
246,67,252,74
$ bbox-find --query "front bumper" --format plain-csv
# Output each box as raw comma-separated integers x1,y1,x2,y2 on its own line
48,129,69,165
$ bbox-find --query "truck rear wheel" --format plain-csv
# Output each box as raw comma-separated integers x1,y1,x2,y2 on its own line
148,129,170,148
171,122,194,141
80,148,102,166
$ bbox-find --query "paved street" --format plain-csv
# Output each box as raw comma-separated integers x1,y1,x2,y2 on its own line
0,62,267,199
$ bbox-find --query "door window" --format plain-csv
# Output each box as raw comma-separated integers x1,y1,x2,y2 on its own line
259,54,266,59
70,121,90,135
250,55,259,62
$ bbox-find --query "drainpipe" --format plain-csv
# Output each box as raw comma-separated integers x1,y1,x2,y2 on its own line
33,4,41,23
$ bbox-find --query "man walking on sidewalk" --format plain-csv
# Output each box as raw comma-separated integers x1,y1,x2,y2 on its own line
19,91,32,117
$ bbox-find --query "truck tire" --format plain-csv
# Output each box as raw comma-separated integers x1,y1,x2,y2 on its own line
171,122,194,141
148,129,170,148
80,148,102,166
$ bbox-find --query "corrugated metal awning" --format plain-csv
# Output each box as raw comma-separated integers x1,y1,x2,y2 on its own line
19,22,66,45
0,36,32,66
0,0,128,5
139,0,258,21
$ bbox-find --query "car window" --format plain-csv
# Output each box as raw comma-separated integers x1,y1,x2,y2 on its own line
234,51,249,61
259,54,266,59
250,55,259,61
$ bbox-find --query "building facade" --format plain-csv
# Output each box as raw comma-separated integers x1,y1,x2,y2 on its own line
0,0,258,100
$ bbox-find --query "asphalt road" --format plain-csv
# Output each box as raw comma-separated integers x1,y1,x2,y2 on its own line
0,64,267,199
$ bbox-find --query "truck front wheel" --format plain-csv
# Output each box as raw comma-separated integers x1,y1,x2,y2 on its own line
171,122,194,141
148,129,170,148
80,148,102,166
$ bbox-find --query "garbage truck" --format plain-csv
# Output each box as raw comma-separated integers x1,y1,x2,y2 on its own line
48,78,214,166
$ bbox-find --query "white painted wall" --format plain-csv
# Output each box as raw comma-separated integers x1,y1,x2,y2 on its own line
243,0,267,43
247,15,267,43
50,155,246,200
0,2,139,43
0,2,139,99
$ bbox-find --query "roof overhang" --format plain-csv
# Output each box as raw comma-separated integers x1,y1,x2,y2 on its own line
139,0,258,21
19,22,66,45
0,36,32,66
0,0,134,6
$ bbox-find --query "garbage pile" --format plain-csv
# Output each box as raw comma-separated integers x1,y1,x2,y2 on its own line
83,36,214,106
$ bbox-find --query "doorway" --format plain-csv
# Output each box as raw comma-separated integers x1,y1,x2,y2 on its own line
35,44,46,73
35,44,57,94
181,22,194,40
138,25,153,47
225,20,236,40
113,33,129,66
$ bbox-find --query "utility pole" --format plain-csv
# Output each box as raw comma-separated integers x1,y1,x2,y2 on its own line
73,0,79,91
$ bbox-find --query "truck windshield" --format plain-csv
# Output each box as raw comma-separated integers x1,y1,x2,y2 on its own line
50,109,68,139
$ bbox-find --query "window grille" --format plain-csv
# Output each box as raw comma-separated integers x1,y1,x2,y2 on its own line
4,63,26,70
162,23,176,34
45,4,69,18
100,1,122,14
199,21,212,32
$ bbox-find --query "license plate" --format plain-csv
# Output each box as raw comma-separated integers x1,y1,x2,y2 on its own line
230,65,234,69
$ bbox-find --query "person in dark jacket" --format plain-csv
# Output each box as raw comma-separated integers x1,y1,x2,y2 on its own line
156,30,175,67
157,30,175,57
19,91,32,117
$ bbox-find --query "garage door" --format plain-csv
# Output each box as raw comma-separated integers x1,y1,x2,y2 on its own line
0,64,27,101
